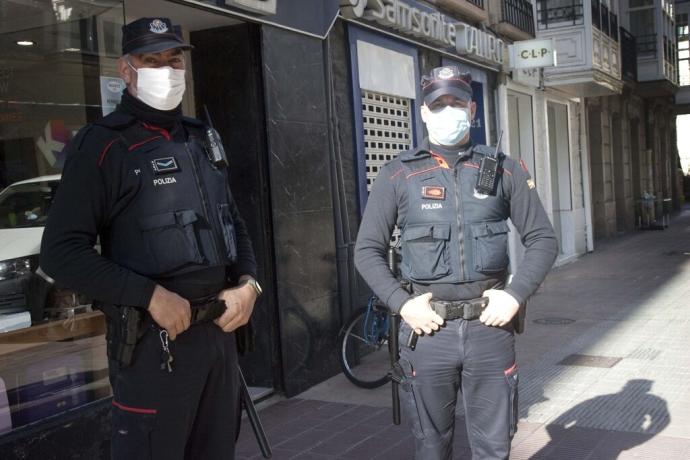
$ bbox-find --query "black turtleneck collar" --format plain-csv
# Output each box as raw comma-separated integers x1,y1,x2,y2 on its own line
428,139,472,166
117,90,182,130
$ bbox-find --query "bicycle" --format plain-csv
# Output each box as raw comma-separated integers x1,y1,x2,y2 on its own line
338,294,395,389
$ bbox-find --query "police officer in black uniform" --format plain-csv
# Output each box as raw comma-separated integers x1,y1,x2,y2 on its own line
40,17,261,460
355,67,558,459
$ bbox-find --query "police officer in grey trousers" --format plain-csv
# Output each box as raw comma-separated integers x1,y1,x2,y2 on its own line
354,66,558,459
40,17,262,460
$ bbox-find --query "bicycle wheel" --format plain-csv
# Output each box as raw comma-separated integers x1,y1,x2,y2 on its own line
339,307,391,389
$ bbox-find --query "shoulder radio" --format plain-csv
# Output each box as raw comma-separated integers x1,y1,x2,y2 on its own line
203,106,228,168
475,130,503,196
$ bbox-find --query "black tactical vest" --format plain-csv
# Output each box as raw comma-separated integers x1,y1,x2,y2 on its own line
399,145,510,284
93,112,237,279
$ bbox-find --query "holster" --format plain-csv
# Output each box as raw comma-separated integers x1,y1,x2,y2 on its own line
235,321,255,356
400,279,412,295
389,360,413,393
94,301,148,367
513,302,527,334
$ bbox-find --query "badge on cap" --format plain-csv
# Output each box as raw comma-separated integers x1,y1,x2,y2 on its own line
438,67,454,79
151,157,179,174
149,19,169,34
422,186,445,200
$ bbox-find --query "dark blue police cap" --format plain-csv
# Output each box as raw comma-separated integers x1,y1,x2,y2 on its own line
122,17,192,55
421,66,473,106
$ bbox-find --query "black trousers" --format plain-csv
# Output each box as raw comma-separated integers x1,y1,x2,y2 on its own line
398,319,518,460
108,322,239,460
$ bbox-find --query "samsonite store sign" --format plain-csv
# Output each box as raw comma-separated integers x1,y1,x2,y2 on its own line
340,0,504,68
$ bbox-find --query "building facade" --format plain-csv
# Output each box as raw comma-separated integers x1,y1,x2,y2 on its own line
617,0,680,232
0,0,684,457
502,1,594,265
538,0,681,243
674,0,690,177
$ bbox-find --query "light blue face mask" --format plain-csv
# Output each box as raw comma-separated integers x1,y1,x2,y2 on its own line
425,106,471,146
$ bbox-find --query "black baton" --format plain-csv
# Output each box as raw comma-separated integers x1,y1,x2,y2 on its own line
238,366,272,458
389,314,401,425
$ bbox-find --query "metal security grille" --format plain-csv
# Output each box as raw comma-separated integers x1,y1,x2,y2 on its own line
362,90,413,192
362,90,413,247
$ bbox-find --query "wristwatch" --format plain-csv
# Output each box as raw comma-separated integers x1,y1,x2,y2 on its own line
242,277,262,297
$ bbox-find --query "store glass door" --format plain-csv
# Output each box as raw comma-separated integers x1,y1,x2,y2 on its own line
506,90,535,267
547,101,573,255
0,0,125,434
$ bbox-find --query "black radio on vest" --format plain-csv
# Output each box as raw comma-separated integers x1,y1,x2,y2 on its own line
476,130,503,195
204,105,229,168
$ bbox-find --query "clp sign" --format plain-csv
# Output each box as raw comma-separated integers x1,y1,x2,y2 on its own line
521,48,549,59
508,38,556,70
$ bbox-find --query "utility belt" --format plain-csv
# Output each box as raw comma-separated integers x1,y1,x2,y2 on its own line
403,281,488,321
96,295,228,367
188,294,227,324
401,281,491,349
430,298,489,321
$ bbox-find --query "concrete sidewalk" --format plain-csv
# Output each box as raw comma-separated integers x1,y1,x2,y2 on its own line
237,208,690,459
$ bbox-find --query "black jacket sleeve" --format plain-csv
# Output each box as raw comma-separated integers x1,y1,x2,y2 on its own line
40,127,157,308
354,161,412,313
226,188,257,283
501,158,559,304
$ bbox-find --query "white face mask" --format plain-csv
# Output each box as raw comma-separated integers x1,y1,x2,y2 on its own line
128,60,186,111
425,106,471,146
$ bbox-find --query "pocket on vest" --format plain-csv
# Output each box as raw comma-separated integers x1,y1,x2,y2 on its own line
471,221,509,273
402,223,451,281
138,210,204,274
217,203,238,263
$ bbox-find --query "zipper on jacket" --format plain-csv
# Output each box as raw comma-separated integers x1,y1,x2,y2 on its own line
184,143,223,260
454,166,466,280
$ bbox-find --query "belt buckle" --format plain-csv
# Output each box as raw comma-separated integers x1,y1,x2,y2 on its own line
449,302,465,320
461,302,474,320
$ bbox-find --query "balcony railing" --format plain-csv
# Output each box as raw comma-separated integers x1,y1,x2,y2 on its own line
591,0,618,41
501,0,535,36
467,0,484,9
610,11,618,42
620,26,637,81
663,36,676,62
600,3,609,34
537,0,584,30
592,0,600,29
637,33,657,58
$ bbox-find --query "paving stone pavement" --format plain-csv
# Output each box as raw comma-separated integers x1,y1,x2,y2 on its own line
237,208,690,459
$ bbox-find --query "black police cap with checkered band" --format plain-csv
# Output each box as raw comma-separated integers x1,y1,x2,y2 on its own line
122,18,192,55
421,66,473,106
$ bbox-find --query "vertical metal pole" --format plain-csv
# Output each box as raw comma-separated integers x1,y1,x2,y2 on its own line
238,366,272,458
387,246,402,425
389,314,401,425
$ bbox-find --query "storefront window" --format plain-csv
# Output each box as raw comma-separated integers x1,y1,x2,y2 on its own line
0,0,124,434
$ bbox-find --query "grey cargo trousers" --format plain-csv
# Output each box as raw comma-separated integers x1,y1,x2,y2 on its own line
398,318,518,459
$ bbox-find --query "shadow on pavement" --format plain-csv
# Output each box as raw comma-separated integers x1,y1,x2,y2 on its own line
529,379,670,459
